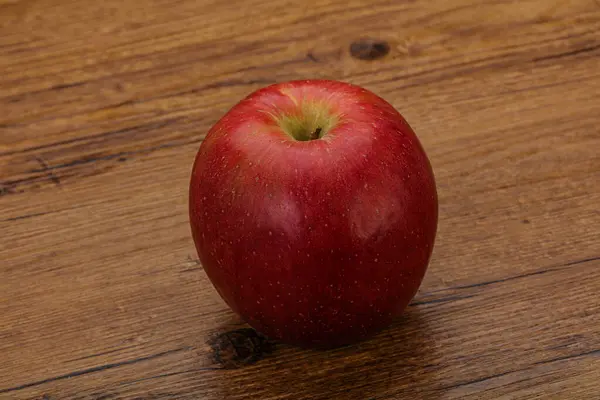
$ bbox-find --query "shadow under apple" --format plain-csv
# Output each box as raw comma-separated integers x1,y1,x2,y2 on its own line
206,306,442,400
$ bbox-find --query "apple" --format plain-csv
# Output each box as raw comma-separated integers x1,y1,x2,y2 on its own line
189,80,437,348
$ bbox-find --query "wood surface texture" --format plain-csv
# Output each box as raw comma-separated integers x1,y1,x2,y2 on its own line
1,0,600,398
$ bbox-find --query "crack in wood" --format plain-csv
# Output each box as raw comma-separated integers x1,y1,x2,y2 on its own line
34,156,61,186
0,136,203,196
0,347,191,394
65,344,143,363
533,43,600,63
1,210,51,222
533,348,600,365
0,118,184,158
428,256,600,294
443,348,600,390
411,294,476,306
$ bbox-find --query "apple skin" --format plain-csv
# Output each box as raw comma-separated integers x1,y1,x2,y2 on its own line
189,80,437,348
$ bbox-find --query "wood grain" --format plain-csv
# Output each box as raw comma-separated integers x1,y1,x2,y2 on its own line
1,0,599,398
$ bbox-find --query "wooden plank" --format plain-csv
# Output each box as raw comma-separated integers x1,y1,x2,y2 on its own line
1,0,599,398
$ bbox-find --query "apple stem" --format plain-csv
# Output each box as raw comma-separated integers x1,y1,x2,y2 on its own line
310,127,322,141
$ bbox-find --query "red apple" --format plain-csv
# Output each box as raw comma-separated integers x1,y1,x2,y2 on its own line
189,80,437,348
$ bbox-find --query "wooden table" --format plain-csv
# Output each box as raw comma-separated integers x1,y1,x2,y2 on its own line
1,0,599,398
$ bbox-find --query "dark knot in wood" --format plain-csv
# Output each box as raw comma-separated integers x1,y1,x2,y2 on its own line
208,328,274,369
350,39,390,60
